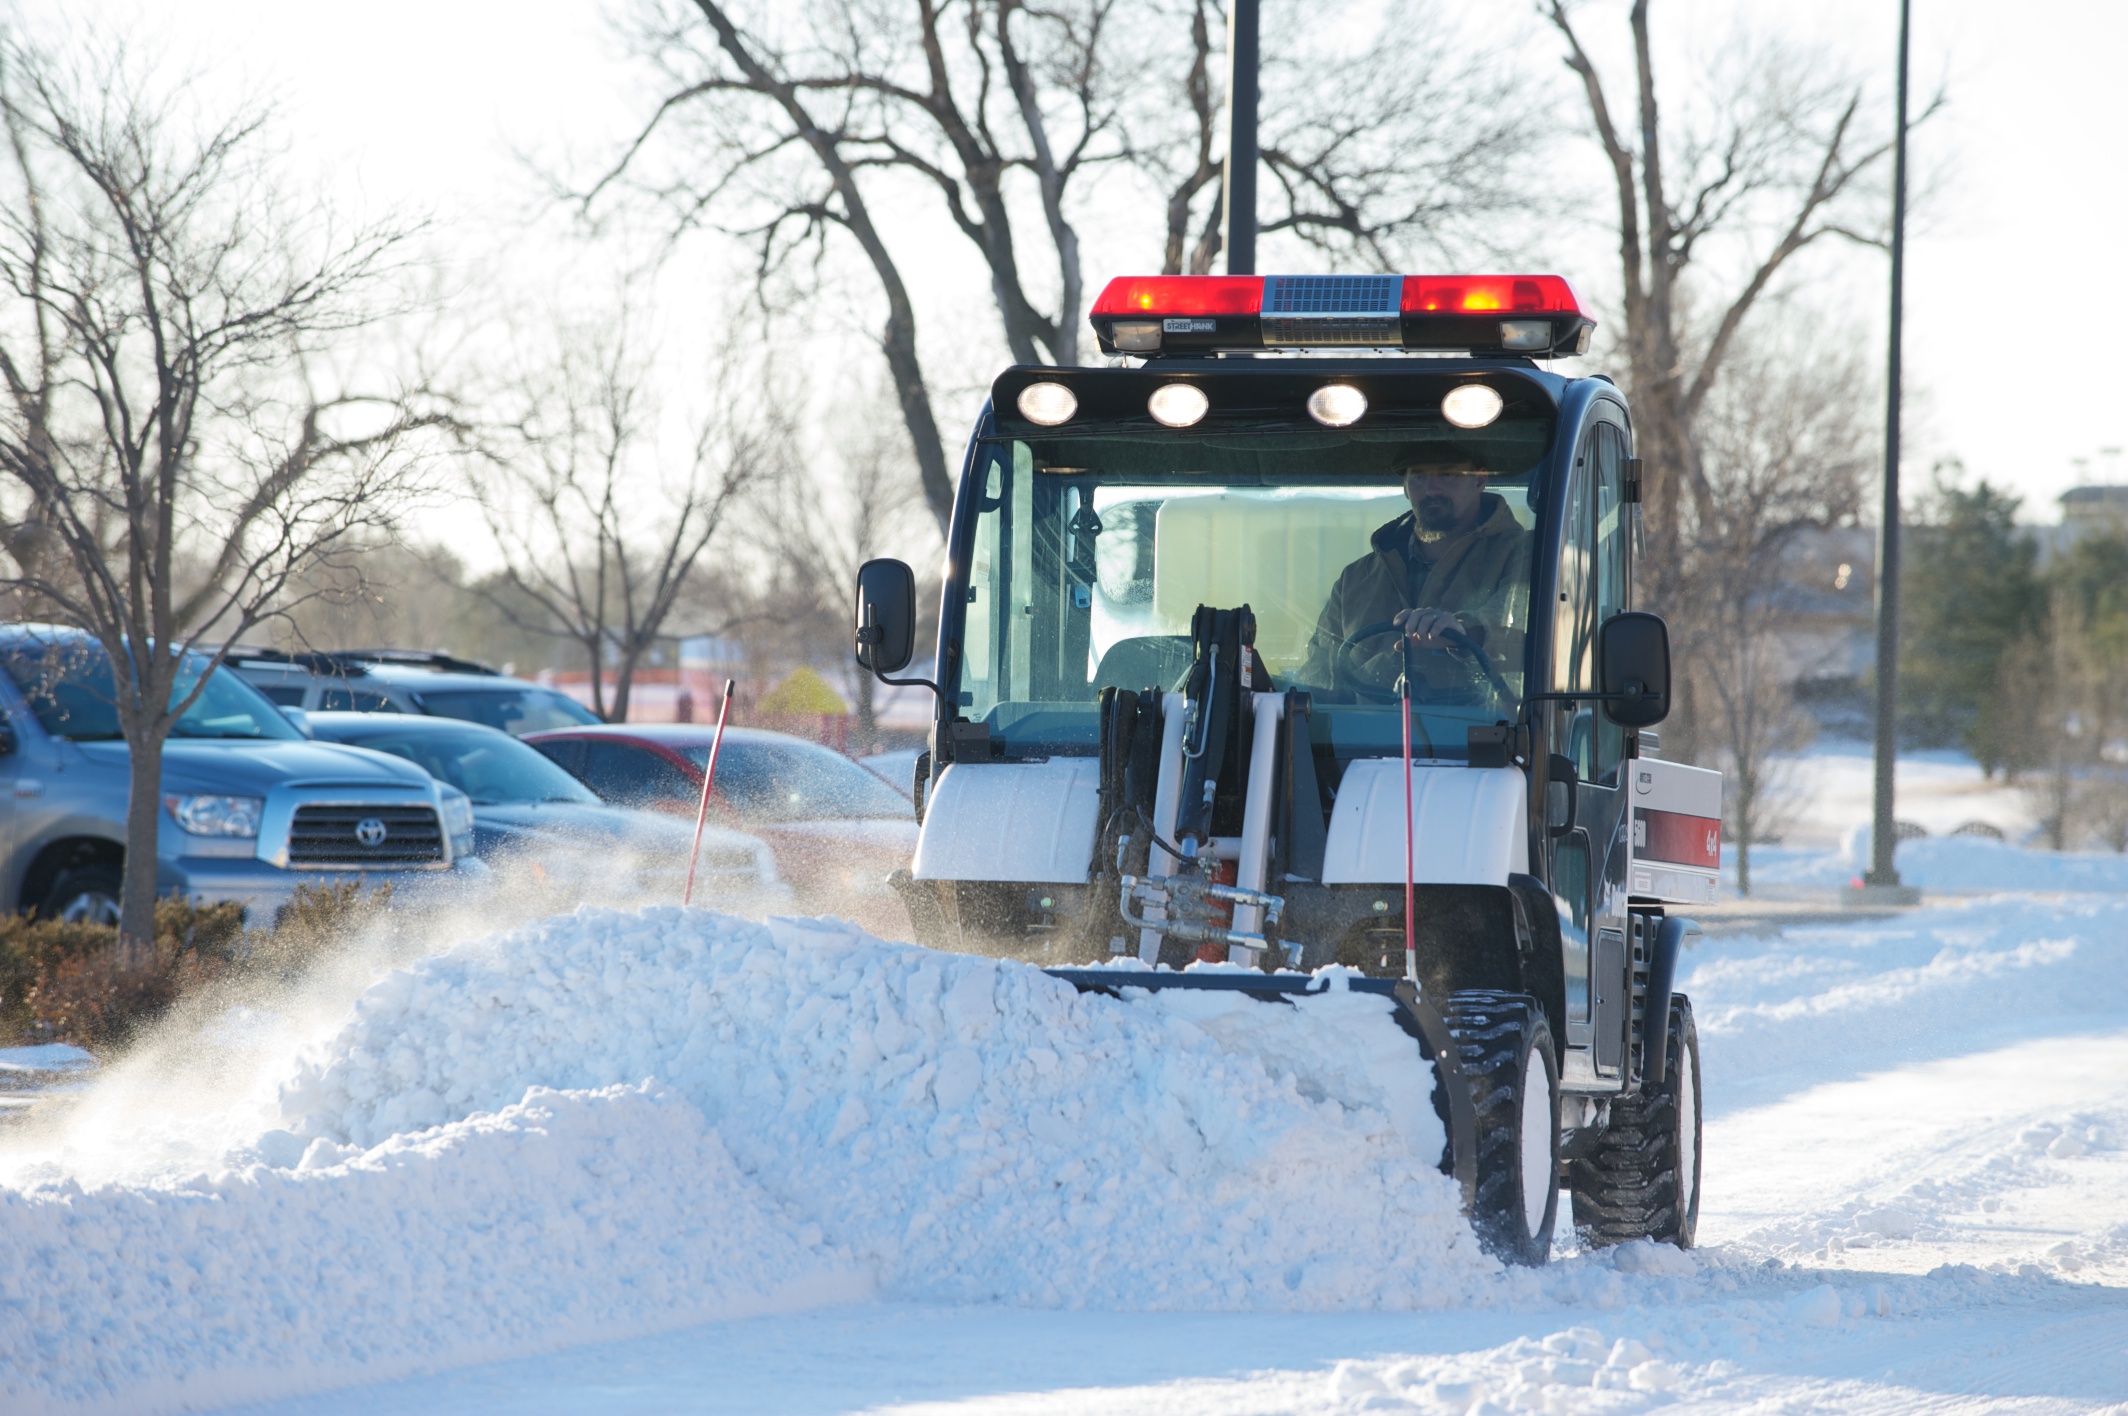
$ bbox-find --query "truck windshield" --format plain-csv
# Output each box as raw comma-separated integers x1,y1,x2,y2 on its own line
951,423,1554,761
0,637,303,742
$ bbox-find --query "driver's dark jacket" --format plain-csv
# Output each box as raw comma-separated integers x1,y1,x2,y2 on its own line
1299,493,1532,693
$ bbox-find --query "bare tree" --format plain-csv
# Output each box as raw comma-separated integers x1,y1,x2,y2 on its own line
475,314,767,721
0,36,445,962
752,386,938,748
1541,0,1932,631
1685,324,1874,892
1140,1,1550,274
586,1,1549,530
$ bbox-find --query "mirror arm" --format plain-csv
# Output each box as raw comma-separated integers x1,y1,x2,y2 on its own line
855,605,941,695
874,668,942,694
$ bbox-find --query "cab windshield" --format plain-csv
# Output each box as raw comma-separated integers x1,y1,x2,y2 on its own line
953,410,1558,762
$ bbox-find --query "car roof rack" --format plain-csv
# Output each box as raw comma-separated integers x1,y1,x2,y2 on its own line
328,648,502,677
222,645,369,677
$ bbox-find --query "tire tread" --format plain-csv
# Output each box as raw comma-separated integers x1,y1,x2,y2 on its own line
1441,989,1557,1266
1569,994,1700,1247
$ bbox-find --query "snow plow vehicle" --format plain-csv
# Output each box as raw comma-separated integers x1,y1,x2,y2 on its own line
853,273,1719,1265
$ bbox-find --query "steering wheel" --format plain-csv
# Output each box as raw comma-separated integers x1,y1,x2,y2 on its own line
1335,619,1511,708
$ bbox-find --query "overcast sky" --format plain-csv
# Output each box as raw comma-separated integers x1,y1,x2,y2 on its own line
41,0,2128,524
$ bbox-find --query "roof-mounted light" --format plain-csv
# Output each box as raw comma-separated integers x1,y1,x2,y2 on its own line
1016,381,1078,426
1441,383,1504,429
1088,272,1593,359
1306,384,1368,427
1147,383,1209,427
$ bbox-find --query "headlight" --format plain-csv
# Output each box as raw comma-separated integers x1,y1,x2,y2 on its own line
165,794,264,838
440,789,475,837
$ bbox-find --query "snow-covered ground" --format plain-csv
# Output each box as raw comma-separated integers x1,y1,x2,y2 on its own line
3,870,2125,1412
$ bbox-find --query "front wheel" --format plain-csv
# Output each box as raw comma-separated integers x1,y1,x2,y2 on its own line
1568,994,1702,1248
43,864,123,927
1443,990,1560,1266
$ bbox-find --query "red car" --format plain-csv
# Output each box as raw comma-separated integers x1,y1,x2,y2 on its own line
523,724,918,938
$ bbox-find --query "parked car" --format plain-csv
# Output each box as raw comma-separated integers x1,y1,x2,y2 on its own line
523,725,917,937
0,626,478,924
227,649,601,736
305,713,782,907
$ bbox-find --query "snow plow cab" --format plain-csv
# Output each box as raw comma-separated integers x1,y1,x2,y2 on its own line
854,273,1717,1265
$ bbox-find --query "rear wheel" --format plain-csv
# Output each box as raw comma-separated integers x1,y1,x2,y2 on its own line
1569,994,1701,1247
1442,990,1560,1266
43,864,124,926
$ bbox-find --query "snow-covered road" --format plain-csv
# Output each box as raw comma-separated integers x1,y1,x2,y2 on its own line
4,880,2124,1415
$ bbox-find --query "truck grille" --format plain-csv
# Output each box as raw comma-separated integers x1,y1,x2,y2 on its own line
288,804,444,867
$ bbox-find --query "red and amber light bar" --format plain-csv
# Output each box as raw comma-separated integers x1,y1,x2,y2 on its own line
1088,273,1593,359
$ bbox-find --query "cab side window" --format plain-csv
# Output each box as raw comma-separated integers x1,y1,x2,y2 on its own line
1591,424,1628,781
580,741,693,808
530,737,586,777
1551,421,1631,784
1552,434,1597,779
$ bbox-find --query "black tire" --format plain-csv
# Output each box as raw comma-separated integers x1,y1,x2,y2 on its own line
43,864,123,927
1442,990,1560,1266
1569,994,1701,1248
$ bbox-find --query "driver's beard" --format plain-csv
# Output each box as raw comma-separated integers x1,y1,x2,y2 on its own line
1414,495,1462,541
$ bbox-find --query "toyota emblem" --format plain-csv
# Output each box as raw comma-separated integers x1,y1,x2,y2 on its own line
355,817,389,848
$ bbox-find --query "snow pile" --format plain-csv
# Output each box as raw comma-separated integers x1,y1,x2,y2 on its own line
1,908,1487,1413
279,910,1484,1309
0,1084,861,1414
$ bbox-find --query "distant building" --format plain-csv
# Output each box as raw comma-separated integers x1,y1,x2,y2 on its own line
2032,485,2128,564
2060,484,2128,526
1766,525,1877,686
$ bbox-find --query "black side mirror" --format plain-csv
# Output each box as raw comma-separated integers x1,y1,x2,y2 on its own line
854,558,917,677
0,720,15,756
1598,611,1670,727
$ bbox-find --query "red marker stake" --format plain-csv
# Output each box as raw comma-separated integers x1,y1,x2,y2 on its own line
1400,636,1418,987
683,678,736,907
1395,647,1412,983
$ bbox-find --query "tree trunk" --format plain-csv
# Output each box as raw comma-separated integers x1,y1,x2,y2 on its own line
119,730,164,969
611,643,644,724
581,635,609,721
689,0,955,537
1733,772,1754,898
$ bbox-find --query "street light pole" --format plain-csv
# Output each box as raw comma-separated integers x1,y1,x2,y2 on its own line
1222,0,1259,276
1866,0,1912,890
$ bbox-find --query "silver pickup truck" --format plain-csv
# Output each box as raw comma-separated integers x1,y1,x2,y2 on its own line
0,625,479,923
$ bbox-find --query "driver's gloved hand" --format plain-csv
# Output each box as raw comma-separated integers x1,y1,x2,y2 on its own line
1390,607,1482,649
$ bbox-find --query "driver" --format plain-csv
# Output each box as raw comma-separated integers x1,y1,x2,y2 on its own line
1300,452,1531,697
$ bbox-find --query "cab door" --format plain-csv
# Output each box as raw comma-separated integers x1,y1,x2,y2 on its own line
1548,417,1633,1079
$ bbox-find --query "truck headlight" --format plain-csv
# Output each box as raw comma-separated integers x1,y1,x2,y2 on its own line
165,794,264,838
440,789,475,838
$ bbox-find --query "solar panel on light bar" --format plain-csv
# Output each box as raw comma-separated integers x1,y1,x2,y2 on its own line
1260,274,1402,347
